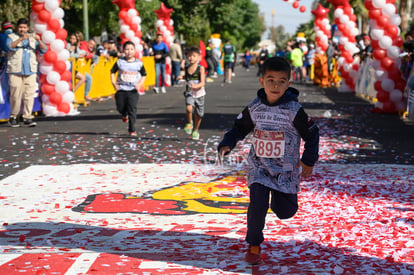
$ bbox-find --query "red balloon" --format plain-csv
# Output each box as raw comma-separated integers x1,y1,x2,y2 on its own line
61,70,72,82
55,28,67,40
312,3,330,18
119,10,128,21
385,25,399,38
154,2,173,20
31,3,44,13
38,10,51,23
352,64,359,71
368,9,382,20
373,49,386,60
376,15,390,28
371,39,380,49
292,1,299,9
376,90,390,102
381,57,394,69
44,51,58,64
386,0,396,3
374,81,384,93
382,101,396,113
41,83,55,95
38,74,47,83
364,0,374,9
54,60,67,74
395,81,406,91
49,92,62,106
393,36,404,47
48,19,61,32
57,102,70,114
299,5,306,13
112,0,135,10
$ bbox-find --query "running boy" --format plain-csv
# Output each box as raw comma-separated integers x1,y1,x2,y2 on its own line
111,41,146,136
183,47,206,141
218,57,319,265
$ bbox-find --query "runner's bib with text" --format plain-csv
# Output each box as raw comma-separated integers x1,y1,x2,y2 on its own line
252,129,285,158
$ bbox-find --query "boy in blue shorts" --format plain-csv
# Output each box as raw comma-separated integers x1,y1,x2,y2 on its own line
218,57,319,264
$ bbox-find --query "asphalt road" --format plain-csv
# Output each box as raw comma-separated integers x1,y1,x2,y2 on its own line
1,66,413,179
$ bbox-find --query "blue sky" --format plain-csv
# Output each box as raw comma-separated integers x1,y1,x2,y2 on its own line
253,0,314,36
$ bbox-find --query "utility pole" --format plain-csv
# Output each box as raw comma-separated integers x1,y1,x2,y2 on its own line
83,0,89,40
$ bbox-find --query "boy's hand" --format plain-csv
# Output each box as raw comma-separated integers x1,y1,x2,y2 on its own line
297,160,313,178
218,146,231,165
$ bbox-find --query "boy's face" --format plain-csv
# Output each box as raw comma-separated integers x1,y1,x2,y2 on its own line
259,70,291,104
17,24,28,36
187,52,200,64
123,44,136,58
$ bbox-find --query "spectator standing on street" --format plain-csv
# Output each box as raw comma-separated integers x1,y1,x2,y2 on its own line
151,33,169,93
6,18,47,127
222,39,236,83
183,46,206,141
218,57,319,265
67,33,93,101
243,49,253,71
289,42,304,82
169,38,183,86
111,41,146,137
257,44,269,77
205,39,218,78
0,21,13,68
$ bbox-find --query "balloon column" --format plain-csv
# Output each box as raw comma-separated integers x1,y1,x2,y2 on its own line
31,0,74,116
328,0,360,92
113,0,143,58
154,2,174,87
365,0,406,113
312,4,331,54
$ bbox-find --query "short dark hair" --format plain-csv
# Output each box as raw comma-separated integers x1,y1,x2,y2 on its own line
187,46,200,55
262,57,291,79
16,18,29,26
123,41,135,50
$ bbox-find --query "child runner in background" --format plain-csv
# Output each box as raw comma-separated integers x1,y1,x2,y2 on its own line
111,41,146,136
218,57,319,265
183,46,206,141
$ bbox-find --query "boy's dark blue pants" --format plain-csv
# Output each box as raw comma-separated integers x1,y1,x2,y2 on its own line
246,183,298,246
115,89,139,132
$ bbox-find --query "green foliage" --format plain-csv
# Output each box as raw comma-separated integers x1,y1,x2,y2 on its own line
0,0,30,25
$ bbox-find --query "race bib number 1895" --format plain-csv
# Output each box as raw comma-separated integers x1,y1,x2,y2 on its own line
252,129,285,158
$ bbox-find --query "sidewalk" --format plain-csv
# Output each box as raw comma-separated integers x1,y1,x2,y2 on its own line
0,67,413,274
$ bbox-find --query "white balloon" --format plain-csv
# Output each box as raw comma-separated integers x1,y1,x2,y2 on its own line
30,13,38,22
390,14,401,26
125,30,135,40
127,9,138,17
52,7,65,19
372,0,386,9
156,20,164,27
170,19,174,26
337,57,345,66
334,8,344,18
34,23,47,34
351,27,359,36
39,64,53,74
66,61,71,69
55,81,70,94
59,19,64,28
136,44,143,53
46,71,61,85
371,28,384,40
118,19,125,26
382,3,396,17
43,103,58,116
41,94,49,104
374,69,385,80
42,31,56,44
50,39,65,53
387,46,400,59
379,36,392,49
37,0,45,2
340,14,350,24
381,78,395,92
132,16,141,25
160,26,167,32
390,89,403,102
45,0,59,12
62,91,75,103
58,49,70,61
120,24,130,33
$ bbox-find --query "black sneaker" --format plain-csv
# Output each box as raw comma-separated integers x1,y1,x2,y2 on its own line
8,117,20,128
23,119,37,127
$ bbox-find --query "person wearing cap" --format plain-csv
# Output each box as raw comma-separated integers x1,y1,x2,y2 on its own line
6,18,46,127
0,21,13,69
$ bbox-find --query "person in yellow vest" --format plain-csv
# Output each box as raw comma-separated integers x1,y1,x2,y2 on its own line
6,18,46,127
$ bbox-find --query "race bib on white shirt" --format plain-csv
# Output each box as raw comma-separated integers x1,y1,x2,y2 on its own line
120,71,138,83
252,129,285,158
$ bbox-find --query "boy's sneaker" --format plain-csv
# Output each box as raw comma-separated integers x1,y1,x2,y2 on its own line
122,116,128,123
129,131,137,136
245,245,261,265
161,86,166,93
191,130,200,140
9,117,20,128
184,123,193,135
153,87,159,93
23,119,37,127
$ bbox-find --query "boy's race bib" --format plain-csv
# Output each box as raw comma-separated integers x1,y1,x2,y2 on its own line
120,71,138,83
252,129,285,158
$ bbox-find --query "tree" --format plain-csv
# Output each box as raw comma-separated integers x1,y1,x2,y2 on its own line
0,0,30,24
